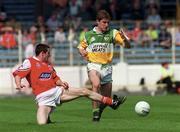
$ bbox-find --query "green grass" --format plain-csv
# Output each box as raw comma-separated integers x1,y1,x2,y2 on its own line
0,95,180,132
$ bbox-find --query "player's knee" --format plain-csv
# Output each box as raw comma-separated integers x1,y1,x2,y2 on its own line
37,120,47,125
37,116,48,125
81,88,90,96
92,83,100,89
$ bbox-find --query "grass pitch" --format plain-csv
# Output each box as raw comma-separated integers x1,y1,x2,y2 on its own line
0,95,180,132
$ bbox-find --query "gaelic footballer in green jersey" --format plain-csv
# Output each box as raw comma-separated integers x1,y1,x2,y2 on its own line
78,10,130,122
78,27,130,64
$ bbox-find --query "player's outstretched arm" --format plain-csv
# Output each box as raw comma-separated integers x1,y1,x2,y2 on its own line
119,29,131,48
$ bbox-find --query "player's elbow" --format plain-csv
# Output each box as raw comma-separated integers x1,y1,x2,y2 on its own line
81,88,91,96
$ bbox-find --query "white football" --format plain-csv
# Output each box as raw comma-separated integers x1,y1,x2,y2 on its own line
135,101,150,116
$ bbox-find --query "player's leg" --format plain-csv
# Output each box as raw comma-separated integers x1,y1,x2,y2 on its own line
60,87,102,103
98,64,113,121
60,87,124,110
99,83,112,118
88,70,101,121
36,105,52,125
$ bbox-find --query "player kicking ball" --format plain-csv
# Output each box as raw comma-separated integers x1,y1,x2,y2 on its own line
78,10,130,121
13,43,126,125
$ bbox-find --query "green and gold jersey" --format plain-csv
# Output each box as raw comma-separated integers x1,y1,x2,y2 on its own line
78,27,124,64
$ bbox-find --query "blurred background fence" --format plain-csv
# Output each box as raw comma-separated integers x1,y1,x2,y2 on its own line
1,0,180,94
1,41,180,67
0,0,180,67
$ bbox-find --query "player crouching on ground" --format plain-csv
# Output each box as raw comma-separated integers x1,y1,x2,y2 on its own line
13,43,126,125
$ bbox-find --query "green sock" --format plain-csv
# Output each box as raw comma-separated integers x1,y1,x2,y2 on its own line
93,108,99,113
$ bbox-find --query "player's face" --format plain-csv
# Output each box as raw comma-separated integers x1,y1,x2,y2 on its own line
97,18,110,32
43,50,51,62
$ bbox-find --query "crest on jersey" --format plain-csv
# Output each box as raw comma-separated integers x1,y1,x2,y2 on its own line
90,37,95,42
104,36,109,41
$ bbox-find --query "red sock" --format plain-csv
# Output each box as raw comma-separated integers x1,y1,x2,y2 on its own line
101,96,113,105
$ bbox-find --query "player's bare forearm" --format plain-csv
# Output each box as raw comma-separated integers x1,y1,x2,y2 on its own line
14,75,24,90
78,48,88,60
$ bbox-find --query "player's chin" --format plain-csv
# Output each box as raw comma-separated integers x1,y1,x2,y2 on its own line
102,29,108,32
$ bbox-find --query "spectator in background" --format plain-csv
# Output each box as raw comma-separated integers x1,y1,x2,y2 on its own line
0,12,7,22
79,26,88,42
138,30,151,47
146,7,161,28
157,62,179,94
54,26,66,43
21,29,32,48
35,16,46,28
29,25,38,43
46,12,60,32
24,39,36,58
109,0,118,20
53,0,69,22
79,0,95,20
131,21,142,47
120,0,132,20
0,26,17,49
165,20,176,45
158,24,172,49
67,27,76,44
69,0,80,18
37,26,47,43
130,0,145,20
94,0,110,14
6,17,21,32
145,24,159,48
46,26,55,44
145,0,160,15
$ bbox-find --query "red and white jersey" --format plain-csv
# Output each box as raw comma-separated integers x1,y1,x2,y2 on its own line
13,57,60,96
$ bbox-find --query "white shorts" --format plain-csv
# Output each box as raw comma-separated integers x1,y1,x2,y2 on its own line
87,62,112,84
35,86,63,107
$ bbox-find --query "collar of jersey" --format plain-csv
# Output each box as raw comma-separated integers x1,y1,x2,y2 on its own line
33,56,40,61
93,27,109,34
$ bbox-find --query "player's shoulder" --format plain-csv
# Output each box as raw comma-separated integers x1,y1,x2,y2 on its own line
84,29,94,40
111,28,119,33
85,29,94,35
105,28,118,34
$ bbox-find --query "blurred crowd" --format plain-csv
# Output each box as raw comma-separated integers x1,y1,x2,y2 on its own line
0,0,180,58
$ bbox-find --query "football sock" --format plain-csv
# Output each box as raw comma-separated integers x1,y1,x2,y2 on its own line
101,96,113,105
93,108,99,113
99,103,107,112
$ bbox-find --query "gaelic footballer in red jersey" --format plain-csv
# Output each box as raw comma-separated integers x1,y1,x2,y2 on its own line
13,43,125,125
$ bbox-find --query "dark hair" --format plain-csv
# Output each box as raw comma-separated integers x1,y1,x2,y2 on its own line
161,62,168,66
96,10,111,21
35,43,50,56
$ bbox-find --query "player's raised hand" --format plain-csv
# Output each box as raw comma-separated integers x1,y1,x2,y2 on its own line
79,48,88,60
119,29,131,48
